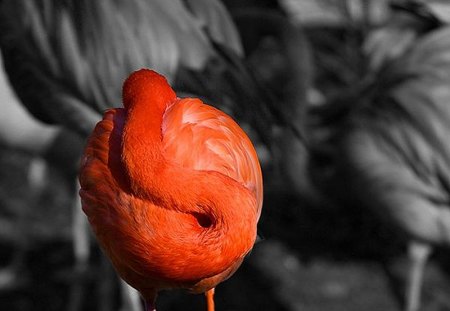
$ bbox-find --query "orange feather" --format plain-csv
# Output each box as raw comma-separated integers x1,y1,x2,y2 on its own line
79,69,262,310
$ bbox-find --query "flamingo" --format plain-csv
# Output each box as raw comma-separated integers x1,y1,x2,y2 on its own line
0,1,273,309
79,68,263,311
306,20,450,311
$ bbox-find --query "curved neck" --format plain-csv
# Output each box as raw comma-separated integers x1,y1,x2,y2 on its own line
121,69,176,200
120,71,235,213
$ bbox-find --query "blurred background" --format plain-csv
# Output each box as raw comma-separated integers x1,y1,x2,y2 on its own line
1,0,450,310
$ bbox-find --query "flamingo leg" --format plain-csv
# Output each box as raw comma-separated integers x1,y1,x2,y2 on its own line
73,192,90,272
67,188,90,311
0,156,50,290
144,302,156,311
144,292,157,311
0,156,38,289
205,288,215,311
0,158,45,289
405,241,432,311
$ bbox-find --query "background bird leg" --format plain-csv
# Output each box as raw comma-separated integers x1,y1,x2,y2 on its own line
405,240,432,311
67,188,89,311
119,278,142,311
0,157,46,289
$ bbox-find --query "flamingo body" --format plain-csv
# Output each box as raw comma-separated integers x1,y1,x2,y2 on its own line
79,69,262,307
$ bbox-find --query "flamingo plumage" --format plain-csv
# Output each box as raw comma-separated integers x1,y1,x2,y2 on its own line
79,69,263,311
0,1,271,309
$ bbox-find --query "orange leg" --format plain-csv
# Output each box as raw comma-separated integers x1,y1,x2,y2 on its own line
205,288,215,311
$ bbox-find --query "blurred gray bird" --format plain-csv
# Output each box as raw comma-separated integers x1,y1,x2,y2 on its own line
309,21,450,311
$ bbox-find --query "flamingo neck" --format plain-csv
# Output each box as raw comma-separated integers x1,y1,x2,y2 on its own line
120,71,223,212
120,70,223,209
121,69,176,199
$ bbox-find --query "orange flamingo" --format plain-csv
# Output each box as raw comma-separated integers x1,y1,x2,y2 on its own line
79,69,263,311
1,1,270,309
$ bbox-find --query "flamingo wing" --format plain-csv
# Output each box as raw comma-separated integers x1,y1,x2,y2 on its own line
162,98,263,217
334,26,450,244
